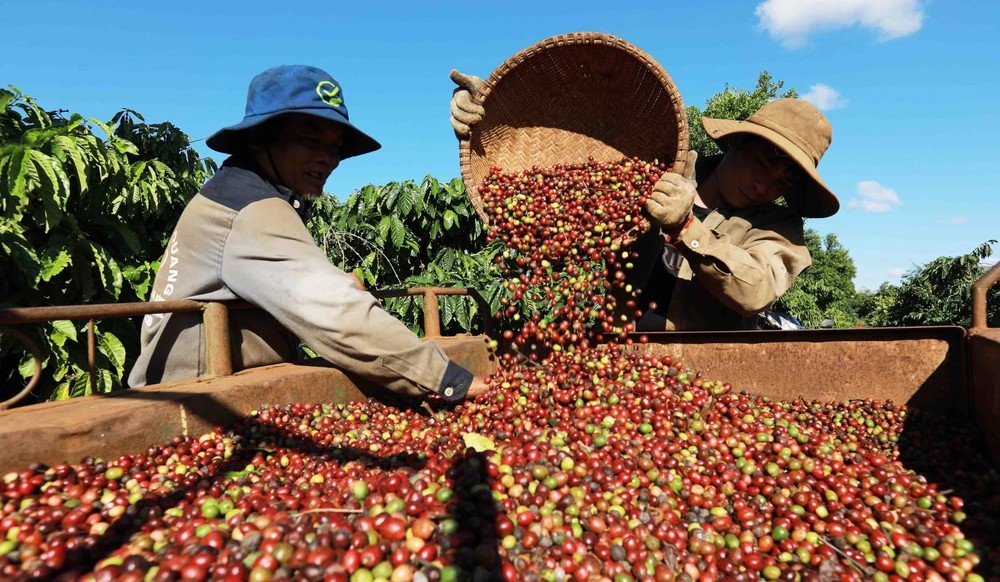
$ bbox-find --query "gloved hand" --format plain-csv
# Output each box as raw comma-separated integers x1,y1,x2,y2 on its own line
449,69,485,139
645,150,699,233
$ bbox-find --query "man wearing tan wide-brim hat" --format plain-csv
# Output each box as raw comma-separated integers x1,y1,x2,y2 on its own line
698,98,839,219
633,97,840,330
450,67,839,330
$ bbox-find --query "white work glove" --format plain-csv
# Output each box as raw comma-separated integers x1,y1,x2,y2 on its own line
645,151,699,233
449,69,485,139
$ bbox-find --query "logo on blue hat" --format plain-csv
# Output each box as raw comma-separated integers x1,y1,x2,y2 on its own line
316,81,343,107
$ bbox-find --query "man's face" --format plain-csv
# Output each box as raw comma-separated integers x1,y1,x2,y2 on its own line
713,135,803,209
257,114,345,198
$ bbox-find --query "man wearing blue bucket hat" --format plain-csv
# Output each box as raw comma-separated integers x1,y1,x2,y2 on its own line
129,65,486,402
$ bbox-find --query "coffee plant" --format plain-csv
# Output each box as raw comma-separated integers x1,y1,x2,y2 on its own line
0,87,215,402
306,176,507,337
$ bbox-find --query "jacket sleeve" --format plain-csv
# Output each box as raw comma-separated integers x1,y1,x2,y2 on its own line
220,198,472,400
672,209,811,316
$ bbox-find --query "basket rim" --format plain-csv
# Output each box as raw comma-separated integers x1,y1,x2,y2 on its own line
458,31,690,226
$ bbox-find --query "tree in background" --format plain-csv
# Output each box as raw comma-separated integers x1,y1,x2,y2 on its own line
855,282,899,328
0,87,215,402
772,230,859,327
686,71,797,158
857,241,999,328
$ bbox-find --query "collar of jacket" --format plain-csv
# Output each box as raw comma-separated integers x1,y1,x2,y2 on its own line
220,156,312,220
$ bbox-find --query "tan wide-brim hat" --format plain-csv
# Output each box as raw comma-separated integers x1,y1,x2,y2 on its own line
702,98,840,218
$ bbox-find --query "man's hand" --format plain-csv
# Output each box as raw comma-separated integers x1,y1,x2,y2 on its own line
349,272,365,291
450,69,485,139
645,150,699,233
466,377,490,398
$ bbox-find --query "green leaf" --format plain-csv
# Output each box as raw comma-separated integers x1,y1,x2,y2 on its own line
442,210,458,231
89,243,123,295
438,250,456,272
376,216,391,242
389,216,406,249
115,137,139,156
52,361,69,382
5,147,30,201
361,251,376,274
52,380,71,401
51,319,78,343
0,232,41,284
96,368,117,394
456,297,472,332
397,186,416,216
0,89,15,112
12,91,50,127
107,257,124,298
462,432,495,452
34,150,69,199
63,113,85,132
484,280,504,315
123,263,155,299
39,245,72,281
18,352,38,379
99,331,127,376
441,293,455,327
69,372,91,398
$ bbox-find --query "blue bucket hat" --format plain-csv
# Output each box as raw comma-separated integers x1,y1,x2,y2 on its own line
206,65,381,159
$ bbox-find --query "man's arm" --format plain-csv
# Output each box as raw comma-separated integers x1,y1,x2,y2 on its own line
672,211,812,316
221,198,474,400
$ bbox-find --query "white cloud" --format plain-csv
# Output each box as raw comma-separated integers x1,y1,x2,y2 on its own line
886,267,908,279
849,180,901,212
800,84,847,110
755,0,925,49
936,216,967,225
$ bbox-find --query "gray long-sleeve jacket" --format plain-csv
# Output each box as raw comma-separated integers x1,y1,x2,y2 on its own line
128,161,472,400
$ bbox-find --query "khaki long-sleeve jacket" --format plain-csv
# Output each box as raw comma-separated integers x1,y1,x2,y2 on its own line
631,176,811,331
664,203,811,330
127,161,471,399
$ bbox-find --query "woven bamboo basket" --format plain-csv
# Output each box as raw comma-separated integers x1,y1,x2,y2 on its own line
458,32,689,227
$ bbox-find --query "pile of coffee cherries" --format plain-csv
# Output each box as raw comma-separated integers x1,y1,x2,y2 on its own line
0,157,996,581
479,157,668,356
0,349,995,581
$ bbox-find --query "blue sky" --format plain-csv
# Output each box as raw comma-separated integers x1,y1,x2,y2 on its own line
3,0,997,290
